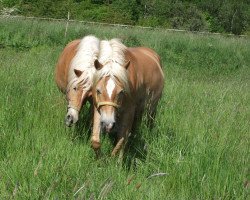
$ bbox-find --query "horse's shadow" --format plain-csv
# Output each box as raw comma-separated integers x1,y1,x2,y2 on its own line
123,130,148,170
69,106,176,171
121,114,159,170
70,108,149,169
122,113,177,170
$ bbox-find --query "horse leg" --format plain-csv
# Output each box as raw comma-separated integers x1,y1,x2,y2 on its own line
132,105,144,131
147,105,156,129
111,137,125,157
111,132,127,165
91,107,101,157
147,94,161,129
111,107,135,160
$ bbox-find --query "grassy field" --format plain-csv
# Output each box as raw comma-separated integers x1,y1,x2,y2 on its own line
0,17,249,199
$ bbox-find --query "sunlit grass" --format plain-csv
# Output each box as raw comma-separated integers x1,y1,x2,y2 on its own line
0,18,249,199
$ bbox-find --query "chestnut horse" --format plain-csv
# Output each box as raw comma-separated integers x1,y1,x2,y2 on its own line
91,39,164,157
55,35,100,126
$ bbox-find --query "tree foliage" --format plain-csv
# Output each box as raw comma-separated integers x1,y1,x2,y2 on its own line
1,0,249,34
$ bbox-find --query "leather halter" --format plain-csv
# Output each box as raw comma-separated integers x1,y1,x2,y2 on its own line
67,104,80,112
96,93,120,109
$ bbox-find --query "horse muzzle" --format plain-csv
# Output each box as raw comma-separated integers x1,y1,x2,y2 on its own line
65,107,79,127
100,112,116,133
97,101,118,133
65,114,74,127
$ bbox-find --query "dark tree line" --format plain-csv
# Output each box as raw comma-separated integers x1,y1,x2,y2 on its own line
1,0,249,35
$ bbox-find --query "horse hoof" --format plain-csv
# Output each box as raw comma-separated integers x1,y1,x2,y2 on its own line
92,141,101,149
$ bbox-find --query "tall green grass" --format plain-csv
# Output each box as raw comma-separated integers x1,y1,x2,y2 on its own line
0,17,249,199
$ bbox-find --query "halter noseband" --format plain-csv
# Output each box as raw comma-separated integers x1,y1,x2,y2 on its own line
95,93,120,109
67,104,80,112
97,101,120,109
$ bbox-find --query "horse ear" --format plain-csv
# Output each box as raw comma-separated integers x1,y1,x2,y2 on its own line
74,69,83,77
124,60,130,69
94,59,103,70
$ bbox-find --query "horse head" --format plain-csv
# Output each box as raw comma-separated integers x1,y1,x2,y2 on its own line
65,69,92,126
92,59,130,133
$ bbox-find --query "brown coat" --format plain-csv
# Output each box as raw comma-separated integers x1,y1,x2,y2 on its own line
91,46,164,156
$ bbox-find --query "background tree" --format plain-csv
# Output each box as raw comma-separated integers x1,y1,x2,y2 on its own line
0,0,249,34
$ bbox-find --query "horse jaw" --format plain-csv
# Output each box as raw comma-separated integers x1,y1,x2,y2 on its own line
65,108,79,126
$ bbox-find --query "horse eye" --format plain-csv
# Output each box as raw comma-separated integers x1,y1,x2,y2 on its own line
73,87,77,91
119,90,124,95
96,89,101,95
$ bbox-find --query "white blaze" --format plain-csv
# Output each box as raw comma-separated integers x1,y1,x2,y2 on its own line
106,78,115,98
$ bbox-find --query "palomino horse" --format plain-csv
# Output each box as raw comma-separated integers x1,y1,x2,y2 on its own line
55,35,100,126
91,39,164,157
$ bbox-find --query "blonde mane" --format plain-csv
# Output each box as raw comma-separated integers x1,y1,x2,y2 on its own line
93,39,130,94
67,35,100,91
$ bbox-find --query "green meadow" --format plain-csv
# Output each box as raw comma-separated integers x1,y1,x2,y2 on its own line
0,17,249,199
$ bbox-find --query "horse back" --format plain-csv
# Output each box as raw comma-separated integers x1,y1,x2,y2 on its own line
55,39,81,93
127,47,164,97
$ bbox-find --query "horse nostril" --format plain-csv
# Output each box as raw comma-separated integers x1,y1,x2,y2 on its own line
106,122,115,132
65,114,74,127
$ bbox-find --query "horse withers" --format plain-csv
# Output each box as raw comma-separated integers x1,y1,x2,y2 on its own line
55,35,100,126
91,39,164,157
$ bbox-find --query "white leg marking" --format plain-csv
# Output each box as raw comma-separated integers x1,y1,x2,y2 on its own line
106,78,115,99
